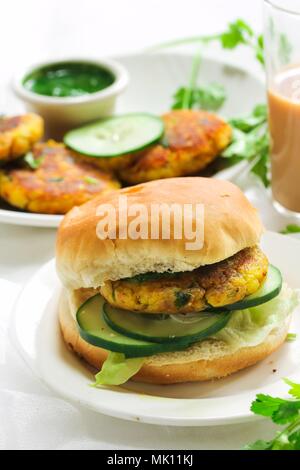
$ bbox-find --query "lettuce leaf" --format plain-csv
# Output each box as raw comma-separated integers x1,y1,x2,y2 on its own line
93,352,144,387
213,285,300,350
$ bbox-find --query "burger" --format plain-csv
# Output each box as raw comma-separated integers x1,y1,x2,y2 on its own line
56,177,298,386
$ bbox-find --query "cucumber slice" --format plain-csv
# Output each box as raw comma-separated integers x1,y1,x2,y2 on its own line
207,265,283,312
76,295,192,358
103,303,231,344
64,113,164,157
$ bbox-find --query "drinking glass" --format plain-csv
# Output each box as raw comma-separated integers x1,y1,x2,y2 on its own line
264,0,300,216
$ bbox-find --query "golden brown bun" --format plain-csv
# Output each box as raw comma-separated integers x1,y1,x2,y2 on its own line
59,292,289,385
56,177,263,290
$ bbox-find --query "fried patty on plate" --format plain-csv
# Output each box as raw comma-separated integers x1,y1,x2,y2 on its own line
0,140,120,214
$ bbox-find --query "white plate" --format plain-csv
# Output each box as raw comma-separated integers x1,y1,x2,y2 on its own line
0,52,265,228
11,231,300,427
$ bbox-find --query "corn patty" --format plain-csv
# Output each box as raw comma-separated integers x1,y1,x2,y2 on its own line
118,110,232,184
0,114,44,162
100,246,268,314
0,141,120,214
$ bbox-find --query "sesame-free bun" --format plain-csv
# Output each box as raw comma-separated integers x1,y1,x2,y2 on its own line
59,291,290,385
56,177,263,290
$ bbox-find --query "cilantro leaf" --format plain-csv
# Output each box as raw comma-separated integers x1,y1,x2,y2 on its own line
152,19,265,67
230,114,266,133
84,176,99,185
220,19,254,49
253,104,268,118
193,83,227,111
24,152,44,170
251,148,270,188
172,87,187,110
246,380,300,450
221,104,270,187
255,35,265,65
288,430,300,450
272,401,300,425
281,225,300,235
271,433,296,451
229,104,267,132
278,34,292,65
251,394,286,418
286,334,297,343
245,439,273,450
285,379,300,400
172,83,226,111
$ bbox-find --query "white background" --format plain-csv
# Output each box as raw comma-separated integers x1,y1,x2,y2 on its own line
0,0,281,451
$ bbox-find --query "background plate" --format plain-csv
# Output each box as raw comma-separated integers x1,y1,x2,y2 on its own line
0,52,264,227
11,231,300,426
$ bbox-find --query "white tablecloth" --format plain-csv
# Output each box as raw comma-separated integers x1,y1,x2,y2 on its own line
0,0,297,451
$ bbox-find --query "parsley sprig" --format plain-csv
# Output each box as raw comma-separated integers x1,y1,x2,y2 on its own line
281,225,300,235
163,19,270,187
246,379,300,450
171,43,227,112
151,19,265,65
24,151,44,170
172,82,226,112
222,104,270,187
169,19,264,113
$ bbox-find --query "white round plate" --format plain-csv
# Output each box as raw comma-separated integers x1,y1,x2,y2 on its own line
0,52,264,228
11,231,300,427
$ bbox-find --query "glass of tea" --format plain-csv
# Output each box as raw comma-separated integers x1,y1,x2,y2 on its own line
264,0,300,216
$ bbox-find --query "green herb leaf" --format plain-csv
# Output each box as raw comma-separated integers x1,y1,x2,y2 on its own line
220,19,254,49
194,83,227,111
93,352,144,386
271,432,296,450
84,176,99,185
152,19,264,68
172,87,188,110
251,148,270,188
230,104,267,132
175,291,192,309
24,152,44,170
246,380,300,450
281,225,300,235
255,35,265,65
245,439,273,450
272,401,300,425
288,430,300,450
286,334,297,343
251,394,286,418
285,379,300,400
221,104,270,187
279,34,292,65
172,83,227,111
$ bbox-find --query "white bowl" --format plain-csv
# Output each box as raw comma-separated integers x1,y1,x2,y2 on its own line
13,57,129,138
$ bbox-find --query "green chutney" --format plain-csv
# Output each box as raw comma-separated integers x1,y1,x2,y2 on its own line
23,61,115,98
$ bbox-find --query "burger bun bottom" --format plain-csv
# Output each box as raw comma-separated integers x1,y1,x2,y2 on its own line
59,294,290,385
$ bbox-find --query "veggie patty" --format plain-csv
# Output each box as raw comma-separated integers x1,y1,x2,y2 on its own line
119,109,232,183
0,140,120,214
0,114,44,162
100,246,268,314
